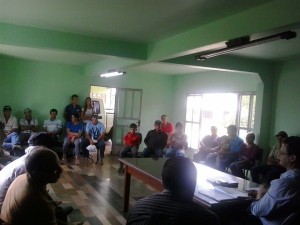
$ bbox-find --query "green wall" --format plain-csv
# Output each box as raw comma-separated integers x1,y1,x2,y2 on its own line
0,57,174,147
273,59,300,137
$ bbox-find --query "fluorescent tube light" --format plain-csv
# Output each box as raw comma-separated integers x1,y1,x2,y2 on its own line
195,31,297,61
99,71,126,78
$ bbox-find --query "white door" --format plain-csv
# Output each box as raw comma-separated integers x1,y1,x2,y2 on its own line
111,88,142,155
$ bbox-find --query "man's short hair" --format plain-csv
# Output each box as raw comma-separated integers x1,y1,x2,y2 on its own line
130,123,137,129
28,133,55,148
283,136,300,161
161,114,167,118
154,120,162,125
162,157,197,194
25,148,60,181
3,106,12,112
50,109,58,114
71,94,79,99
175,122,183,128
227,125,237,132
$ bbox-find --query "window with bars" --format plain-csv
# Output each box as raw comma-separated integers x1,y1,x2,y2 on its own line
185,93,256,149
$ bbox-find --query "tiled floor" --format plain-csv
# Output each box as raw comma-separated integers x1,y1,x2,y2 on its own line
48,152,157,225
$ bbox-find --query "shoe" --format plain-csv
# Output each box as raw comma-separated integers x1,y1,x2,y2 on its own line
75,159,80,165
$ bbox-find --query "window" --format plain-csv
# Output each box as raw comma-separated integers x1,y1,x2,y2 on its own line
185,93,256,149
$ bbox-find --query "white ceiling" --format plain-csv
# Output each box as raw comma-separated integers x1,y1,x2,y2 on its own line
0,0,299,73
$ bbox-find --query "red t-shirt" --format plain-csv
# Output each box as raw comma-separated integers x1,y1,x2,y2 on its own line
161,122,174,134
123,132,141,147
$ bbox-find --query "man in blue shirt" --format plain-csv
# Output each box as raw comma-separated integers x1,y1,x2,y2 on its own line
82,114,106,165
250,136,300,225
64,94,82,122
218,125,243,171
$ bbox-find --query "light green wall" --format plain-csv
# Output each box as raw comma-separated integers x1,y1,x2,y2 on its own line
173,70,262,141
273,59,300,136
0,57,174,146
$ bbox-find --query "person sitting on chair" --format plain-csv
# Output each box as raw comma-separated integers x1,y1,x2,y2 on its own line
250,131,287,184
229,133,261,179
193,126,220,163
165,122,188,158
0,133,73,223
82,113,106,165
118,123,142,174
250,136,300,225
0,148,63,225
126,157,220,225
62,113,83,165
142,120,168,158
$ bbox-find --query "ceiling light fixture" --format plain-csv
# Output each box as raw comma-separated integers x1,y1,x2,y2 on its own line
99,71,126,78
195,31,297,61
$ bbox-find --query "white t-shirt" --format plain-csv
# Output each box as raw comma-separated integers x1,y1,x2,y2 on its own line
20,118,38,133
0,115,18,133
43,119,62,133
82,108,93,123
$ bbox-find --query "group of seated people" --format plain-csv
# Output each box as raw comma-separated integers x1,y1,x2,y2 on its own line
127,135,300,225
194,125,290,187
0,94,110,165
117,114,188,173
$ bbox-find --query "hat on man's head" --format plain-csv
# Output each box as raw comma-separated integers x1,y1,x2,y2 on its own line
28,132,54,148
24,108,32,113
154,120,162,125
275,131,288,138
3,106,12,111
92,113,98,119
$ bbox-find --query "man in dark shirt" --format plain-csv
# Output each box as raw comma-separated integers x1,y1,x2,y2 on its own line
64,94,82,122
142,120,168,158
126,157,220,225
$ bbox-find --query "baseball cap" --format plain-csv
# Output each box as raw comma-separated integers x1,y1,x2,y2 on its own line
92,113,98,119
275,131,288,138
24,108,32,113
3,106,12,111
154,120,162,125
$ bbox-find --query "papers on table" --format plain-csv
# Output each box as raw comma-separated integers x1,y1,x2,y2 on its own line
198,186,249,202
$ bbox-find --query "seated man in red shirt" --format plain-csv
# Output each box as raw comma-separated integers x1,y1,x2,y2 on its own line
229,133,261,179
118,123,141,174
161,114,174,138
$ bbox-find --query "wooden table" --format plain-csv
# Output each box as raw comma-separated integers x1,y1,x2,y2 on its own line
119,158,259,212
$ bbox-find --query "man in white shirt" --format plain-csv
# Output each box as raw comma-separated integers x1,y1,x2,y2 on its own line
43,109,62,139
19,108,39,145
0,106,20,153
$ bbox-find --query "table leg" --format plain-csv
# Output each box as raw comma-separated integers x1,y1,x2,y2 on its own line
123,165,131,212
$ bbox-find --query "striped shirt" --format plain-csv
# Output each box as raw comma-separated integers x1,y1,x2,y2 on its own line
126,190,220,225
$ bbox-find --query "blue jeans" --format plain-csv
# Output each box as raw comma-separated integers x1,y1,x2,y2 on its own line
3,132,20,150
120,146,138,158
165,147,185,158
63,137,81,157
142,147,163,158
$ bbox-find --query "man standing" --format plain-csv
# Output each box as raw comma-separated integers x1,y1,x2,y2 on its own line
64,94,82,122
0,106,20,152
142,120,168,158
82,114,106,165
250,136,300,225
161,114,174,137
19,108,39,145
